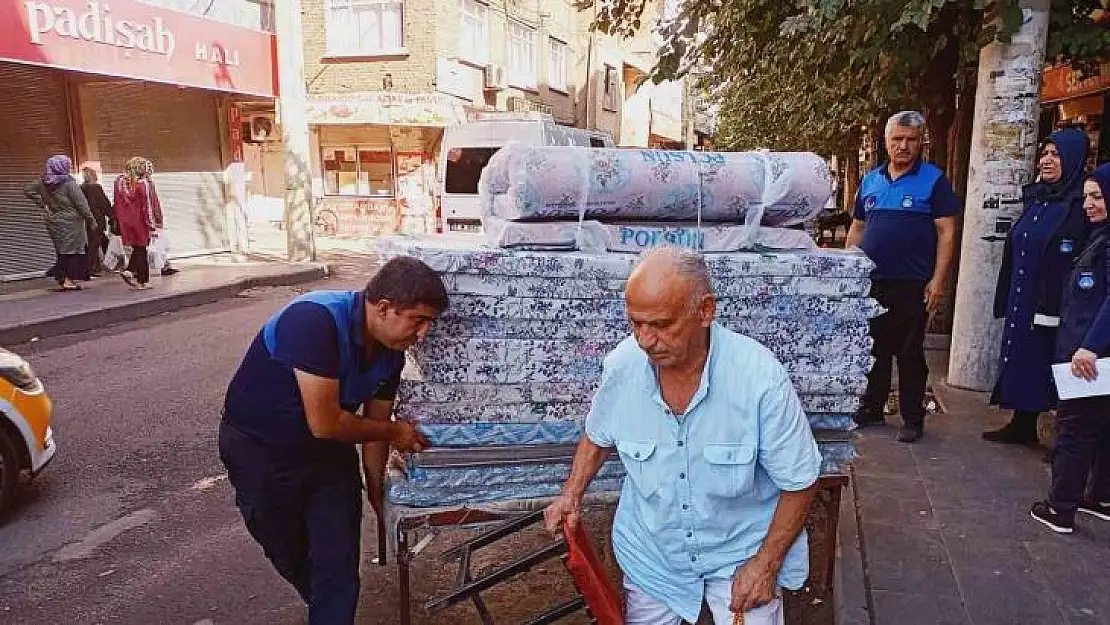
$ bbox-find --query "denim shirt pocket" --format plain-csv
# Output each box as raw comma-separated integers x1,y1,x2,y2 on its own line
616,440,660,497
701,443,757,498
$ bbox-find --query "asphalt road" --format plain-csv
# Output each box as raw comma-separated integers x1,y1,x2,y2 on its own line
0,264,600,625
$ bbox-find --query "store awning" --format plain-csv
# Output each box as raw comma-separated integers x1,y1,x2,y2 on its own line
307,93,468,127
0,0,276,97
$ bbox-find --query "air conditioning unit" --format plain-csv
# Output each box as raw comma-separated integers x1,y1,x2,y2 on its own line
249,113,280,142
483,63,507,90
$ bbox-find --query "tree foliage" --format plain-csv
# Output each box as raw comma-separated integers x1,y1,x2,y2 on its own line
584,0,1108,155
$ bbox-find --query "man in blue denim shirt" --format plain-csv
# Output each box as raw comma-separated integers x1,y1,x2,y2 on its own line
544,247,822,625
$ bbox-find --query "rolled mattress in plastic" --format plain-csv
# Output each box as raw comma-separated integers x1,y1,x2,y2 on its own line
478,145,834,226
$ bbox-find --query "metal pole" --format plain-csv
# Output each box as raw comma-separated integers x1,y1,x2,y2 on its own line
948,0,1050,391
274,0,316,262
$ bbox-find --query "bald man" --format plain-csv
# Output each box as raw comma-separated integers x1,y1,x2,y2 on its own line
544,247,822,625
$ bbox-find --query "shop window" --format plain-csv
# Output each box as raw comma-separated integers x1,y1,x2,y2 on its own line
445,147,500,195
507,20,537,88
326,0,405,56
548,37,568,92
323,146,394,197
459,0,489,64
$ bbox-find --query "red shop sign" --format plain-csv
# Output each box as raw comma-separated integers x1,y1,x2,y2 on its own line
0,0,277,97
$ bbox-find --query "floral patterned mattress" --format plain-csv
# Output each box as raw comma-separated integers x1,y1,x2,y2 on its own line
477,145,833,226
378,237,877,508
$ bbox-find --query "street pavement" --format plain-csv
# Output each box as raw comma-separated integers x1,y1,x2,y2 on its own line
1,248,1109,623
837,351,1110,625
0,258,591,625
0,254,328,345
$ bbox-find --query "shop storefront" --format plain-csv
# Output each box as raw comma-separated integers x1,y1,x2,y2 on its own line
0,63,75,279
1042,61,1110,168
0,0,275,278
305,93,468,237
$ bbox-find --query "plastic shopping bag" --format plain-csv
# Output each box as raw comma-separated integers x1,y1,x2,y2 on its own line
104,235,127,272
148,233,168,274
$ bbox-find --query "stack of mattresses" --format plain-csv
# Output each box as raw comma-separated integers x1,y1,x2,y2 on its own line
379,236,877,508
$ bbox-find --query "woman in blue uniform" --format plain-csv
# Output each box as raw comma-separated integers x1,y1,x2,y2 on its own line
1030,163,1110,534
984,128,1090,446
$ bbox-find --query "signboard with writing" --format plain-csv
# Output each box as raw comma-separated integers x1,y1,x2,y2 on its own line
307,93,468,127
0,0,276,97
1041,62,1110,103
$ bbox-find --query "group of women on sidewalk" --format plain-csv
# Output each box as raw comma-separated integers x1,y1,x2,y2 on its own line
24,155,175,291
986,127,1110,535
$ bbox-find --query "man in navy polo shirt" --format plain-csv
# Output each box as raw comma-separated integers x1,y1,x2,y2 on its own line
847,111,960,443
219,256,447,624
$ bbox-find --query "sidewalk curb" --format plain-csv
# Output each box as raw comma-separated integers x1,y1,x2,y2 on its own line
0,263,330,345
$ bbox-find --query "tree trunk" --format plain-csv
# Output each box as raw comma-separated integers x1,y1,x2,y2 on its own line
843,144,860,215
949,0,1050,391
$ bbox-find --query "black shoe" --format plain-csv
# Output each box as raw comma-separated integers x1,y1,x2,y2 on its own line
161,266,179,276
982,423,1039,446
1030,501,1075,533
1078,499,1110,521
897,423,924,443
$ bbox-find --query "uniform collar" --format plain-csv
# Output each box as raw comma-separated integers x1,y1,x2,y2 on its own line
352,293,367,349
882,158,923,181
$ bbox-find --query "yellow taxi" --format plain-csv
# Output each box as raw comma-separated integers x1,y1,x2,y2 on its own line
0,347,55,516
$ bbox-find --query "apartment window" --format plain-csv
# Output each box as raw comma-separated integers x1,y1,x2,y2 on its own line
507,21,537,88
325,0,404,56
322,146,394,197
548,37,568,91
602,64,619,111
458,0,488,63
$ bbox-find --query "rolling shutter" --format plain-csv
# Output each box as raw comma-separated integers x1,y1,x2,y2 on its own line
87,81,230,256
0,63,73,280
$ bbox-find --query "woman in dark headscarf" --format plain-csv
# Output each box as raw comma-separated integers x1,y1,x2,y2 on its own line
80,167,115,276
984,128,1091,446
1030,162,1110,534
24,155,98,291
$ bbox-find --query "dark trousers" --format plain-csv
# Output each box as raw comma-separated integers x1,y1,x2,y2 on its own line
86,225,104,273
126,246,150,285
219,421,363,625
860,280,929,425
1049,396,1110,512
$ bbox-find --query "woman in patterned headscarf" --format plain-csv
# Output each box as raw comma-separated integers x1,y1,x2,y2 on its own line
113,157,159,289
131,157,177,276
24,155,97,291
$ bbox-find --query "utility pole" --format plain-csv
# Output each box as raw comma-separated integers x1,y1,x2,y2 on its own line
275,0,316,262
948,0,1050,391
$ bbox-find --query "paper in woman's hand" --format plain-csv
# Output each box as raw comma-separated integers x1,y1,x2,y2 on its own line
1052,358,1110,399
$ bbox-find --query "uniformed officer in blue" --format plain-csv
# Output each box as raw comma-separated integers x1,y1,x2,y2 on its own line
1030,163,1110,534
984,128,1091,447
846,111,960,443
219,257,447,624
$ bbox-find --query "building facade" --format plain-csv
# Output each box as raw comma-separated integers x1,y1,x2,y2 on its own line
253,0,689,238
0,0,276,280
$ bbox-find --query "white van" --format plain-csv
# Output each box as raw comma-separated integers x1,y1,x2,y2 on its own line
439,114,615,231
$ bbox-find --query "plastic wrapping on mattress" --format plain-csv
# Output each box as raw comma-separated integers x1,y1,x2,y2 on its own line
477,145,833,225
375,236,873,508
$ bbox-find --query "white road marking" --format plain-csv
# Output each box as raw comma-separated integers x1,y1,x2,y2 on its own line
53,508,158,562
190,474,229,491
